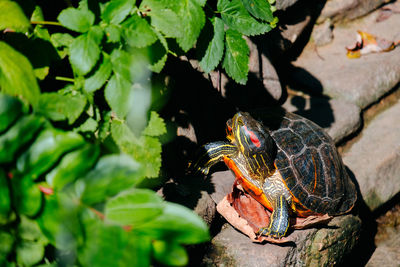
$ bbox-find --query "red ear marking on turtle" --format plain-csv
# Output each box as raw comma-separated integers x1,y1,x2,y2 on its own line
243,125,261,148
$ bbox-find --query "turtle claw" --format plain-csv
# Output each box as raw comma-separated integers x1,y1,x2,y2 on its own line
257,227,285,239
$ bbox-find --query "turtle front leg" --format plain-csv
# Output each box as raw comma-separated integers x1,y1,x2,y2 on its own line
189,141,237,175
257,195,290,238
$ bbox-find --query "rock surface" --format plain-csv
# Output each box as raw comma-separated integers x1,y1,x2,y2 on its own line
318,0,390,23
290,8,400,108
366,231,400,267
311,19,334,46
275,0,300,11
343,99,400,211
204,171,361,267
282,95,361,144
367,204,400,266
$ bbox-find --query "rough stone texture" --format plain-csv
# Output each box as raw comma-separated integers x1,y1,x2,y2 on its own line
204,171,361,266
366,227,400,267
312,19,334,47
204,214,361,266
194,191,218,227
247,38,283,101
279,15,311,49
343,99,400,211
282,96,361,144
290,9,400,108
317,0,390,23
276,0,300,11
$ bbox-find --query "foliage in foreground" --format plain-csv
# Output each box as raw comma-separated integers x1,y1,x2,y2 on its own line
0,0,277,265
0,93,209,266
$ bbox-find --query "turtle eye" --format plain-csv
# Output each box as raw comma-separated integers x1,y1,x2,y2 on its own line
242,125,262,148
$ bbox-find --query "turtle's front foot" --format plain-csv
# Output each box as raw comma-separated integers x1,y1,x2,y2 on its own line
256,227,286,239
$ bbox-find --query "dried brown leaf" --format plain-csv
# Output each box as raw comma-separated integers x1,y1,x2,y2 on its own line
346,31,397,58
216,180,332,244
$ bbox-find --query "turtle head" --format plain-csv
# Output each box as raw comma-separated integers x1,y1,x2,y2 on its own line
229,112,277,174
230,112,272,154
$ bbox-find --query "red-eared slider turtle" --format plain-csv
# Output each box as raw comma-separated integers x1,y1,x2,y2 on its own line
192,110,357,238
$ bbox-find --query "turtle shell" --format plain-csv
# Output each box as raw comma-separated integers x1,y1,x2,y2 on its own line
251,109,357,215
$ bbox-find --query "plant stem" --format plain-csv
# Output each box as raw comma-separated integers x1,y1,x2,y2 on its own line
55,76,75,83
31,21,62,27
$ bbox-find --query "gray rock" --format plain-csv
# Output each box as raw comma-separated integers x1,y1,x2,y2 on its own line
276,0,300,11
205,171,361,266
291,9,400,108
279,15,312,50
204,216,361,266
247,38,283,101
366,227,400,267
282,96,361,144
318,0,390,23
194,190,217,227
312,19,334,47
343,99,400,211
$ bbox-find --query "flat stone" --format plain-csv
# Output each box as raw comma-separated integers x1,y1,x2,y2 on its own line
283,96,361,143
276,0,300,11
205,171,361,266
318,0,390,23
204,215,361,266
291,9,400,108
312,19,334,47
366,227,400,266
343,99,400,210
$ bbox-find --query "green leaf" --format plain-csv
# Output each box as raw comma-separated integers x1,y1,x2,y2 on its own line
173,0,205,52
37,193,83,250
0,0,30,33
0,171,11,222
101,0,136,24
50,33,74,58
139,202,209,244
194,0,207,6
80,154,144,205
218,0,272,36
0,41,40,107
241,0,274,22
105,188,163,226
104,24,121,43
18,216,48,244
58,7,95,33
74,117,98,133
152,240,188,267
122,15,157,48
199,17,225,73
69,27,103,75
111,120,162,178
142,111,166,137
0,231,14,260
30,5,45,21
37,91,87,124
84,53,113,93
16,128,85,178
46,144,100,190
140,0,182,38
222,29,249,84
148,32,168,73
0,93,24,133
104,73,132,119
79,218,151,267
0,114,45,164
16,240,45,266
110,49,149,83
11,174,42,217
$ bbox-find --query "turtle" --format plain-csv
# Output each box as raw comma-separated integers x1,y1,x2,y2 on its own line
191,109,357,238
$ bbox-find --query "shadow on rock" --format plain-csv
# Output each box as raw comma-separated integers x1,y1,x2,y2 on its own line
342,166,377,266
